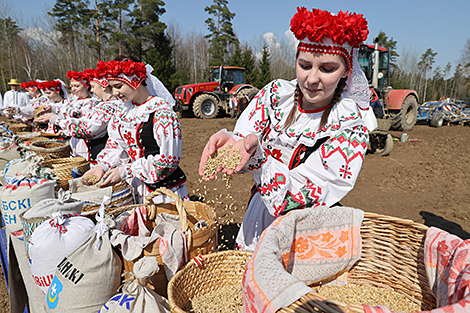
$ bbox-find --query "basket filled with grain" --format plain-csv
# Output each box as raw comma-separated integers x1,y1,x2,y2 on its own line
168,250,252,313
29,139,70,159
41,157,90,190
7,122,32,133
118,187,218,298
16,132,50,143
168,212,437,313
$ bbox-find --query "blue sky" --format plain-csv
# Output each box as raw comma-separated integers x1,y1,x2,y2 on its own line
9,0,470,75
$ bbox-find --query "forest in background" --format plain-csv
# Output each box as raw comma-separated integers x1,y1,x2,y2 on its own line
0,0,469,103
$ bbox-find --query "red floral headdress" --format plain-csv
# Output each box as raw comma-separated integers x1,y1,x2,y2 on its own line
67,70,91,88
290,7,369,70
100,59,147,90
20,81,39,91
91,61,110,88
37,80,62,93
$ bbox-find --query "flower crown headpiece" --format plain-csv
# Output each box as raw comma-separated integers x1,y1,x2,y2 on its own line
290,7,369,70
100,59,147,90
38,80,62,93
83,67,109,89
67,70,91,88
20,81,39,91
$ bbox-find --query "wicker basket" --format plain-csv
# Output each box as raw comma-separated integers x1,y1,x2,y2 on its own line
120,187,218,298
17,132,50,143
8,122,32,133
29,140,71,160
78,180,135,218
168,212,437,313
168,250,252,313
41,157,90,190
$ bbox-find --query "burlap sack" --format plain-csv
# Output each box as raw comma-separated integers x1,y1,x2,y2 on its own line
1,177,55,236
99,256,170,313
28,212,95,294
45,214,122,312
1,152,55,236
20,189,84,255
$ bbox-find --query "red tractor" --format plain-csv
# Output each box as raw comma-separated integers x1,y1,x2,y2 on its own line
359,41,419,131
174,66,259,119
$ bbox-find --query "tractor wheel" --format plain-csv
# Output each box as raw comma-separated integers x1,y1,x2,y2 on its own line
430,112,444,128
369,132,393,156
392,96,418,131
235,87,260,117
193,94,219,119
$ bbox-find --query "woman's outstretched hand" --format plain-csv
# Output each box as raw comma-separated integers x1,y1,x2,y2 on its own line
98,168,122,188
198,131,259,180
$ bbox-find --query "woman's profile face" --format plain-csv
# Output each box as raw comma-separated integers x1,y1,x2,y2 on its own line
70,81,89,99
27,89,41,98
45,90,62,102
109,80,137,103
296,51,348,111
90,81,105,100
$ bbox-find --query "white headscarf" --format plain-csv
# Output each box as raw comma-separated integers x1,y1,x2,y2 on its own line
145,64,175,107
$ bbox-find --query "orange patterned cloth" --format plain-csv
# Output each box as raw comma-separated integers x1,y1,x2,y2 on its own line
364,227,470,313
242,206,364,313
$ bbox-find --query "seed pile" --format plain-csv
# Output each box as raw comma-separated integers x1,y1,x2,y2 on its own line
202,145,242,185
184,284,243,313
313,284,421,313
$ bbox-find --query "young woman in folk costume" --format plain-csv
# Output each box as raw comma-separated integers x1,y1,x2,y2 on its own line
35,80,68,133
199,7,371,251
35,68,122,163
8,81,49,122
82,57,189,204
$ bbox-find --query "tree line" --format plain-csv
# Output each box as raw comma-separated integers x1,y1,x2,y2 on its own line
0,0,469,103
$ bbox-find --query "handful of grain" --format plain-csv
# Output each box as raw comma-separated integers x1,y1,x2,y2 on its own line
202,144,242,181
82,174,99,184
313,284,421,313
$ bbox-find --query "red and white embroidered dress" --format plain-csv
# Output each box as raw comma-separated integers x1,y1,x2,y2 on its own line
233,79,369,251
50,98,121,161
95,96,188,204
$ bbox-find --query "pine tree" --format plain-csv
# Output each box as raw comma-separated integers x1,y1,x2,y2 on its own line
241,45,258,85
49,0,92,69
204,0,238,66
87,0,119,60
256,44,271,88
0,17,21,91
376,31,399,69
123,0,176,90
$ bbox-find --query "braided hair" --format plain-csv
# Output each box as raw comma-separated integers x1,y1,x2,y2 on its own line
283,76,348,131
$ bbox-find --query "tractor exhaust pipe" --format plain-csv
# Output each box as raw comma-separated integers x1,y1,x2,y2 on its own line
372,37,380,89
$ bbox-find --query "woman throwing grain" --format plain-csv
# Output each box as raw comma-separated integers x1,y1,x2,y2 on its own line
199,7,372,251
81,56,188,204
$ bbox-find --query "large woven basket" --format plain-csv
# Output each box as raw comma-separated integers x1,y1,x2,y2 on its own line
168,212,437,313
120,187,218,298
41,157,90,190
78,180,135,218
168,250,252,313
29,140,70,160
16,132,50,143
8,122,32,133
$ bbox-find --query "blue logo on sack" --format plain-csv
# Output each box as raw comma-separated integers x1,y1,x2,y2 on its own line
47,276,63,309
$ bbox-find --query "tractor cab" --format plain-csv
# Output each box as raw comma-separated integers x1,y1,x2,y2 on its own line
358,44,390,91
210,66,246,93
